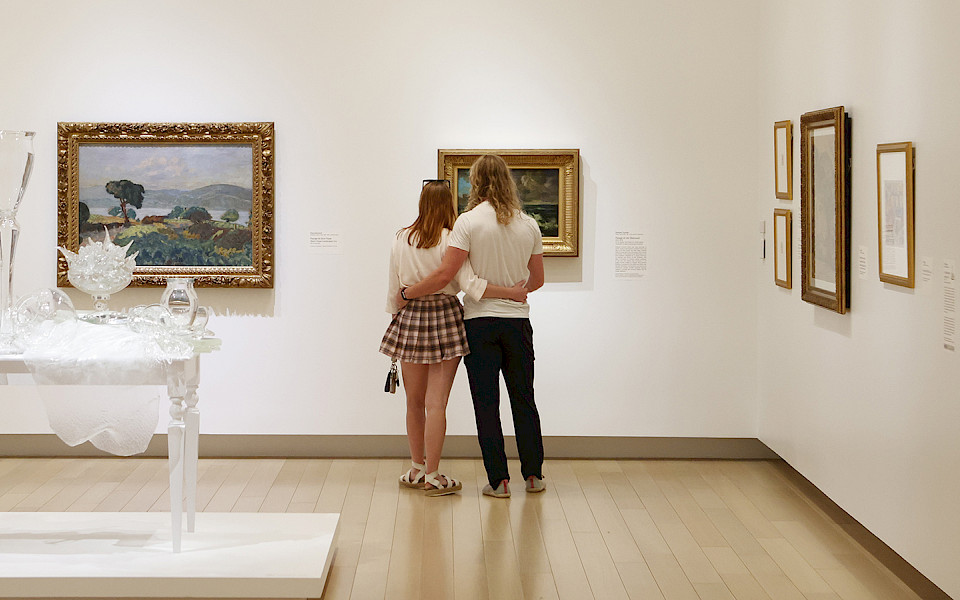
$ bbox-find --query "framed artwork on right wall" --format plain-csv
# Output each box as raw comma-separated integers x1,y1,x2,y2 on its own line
774,208,792,288
877,142,915,287
799,106,851,314
774,120,793,200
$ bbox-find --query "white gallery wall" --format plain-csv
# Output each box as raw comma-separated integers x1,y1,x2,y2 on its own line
0,0,761,438
756,1,960,597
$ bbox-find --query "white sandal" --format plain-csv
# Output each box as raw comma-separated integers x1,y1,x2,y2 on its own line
399,461,427,489
424,471,462,497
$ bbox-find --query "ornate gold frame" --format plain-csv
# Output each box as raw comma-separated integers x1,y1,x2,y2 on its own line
877,142,915,288
438,149,580,257
800,107,850,313
57,122,274,288
774,120,793,200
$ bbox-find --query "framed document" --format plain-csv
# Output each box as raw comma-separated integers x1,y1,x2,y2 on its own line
876,142,915,287
774,120,793,200
774,208,792,288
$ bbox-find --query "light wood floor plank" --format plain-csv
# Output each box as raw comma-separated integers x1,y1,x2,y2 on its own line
572,460,643,563
537,501,595,600
615,559,665,600
259,458,307,513
287,459,332,513
350,459,401,600
644,552,701,600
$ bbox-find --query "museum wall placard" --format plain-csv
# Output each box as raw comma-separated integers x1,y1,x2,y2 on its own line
0,0,761,439
756,1,960,597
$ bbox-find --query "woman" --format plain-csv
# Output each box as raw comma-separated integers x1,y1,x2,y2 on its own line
399,157,546,498
380,180,527,496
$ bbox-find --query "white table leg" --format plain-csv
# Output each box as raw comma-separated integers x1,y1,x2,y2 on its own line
166,360,187,553
184,356,200,532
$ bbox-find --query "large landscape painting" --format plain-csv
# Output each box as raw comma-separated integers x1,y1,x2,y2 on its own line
57,122,275,288
78,144,254,267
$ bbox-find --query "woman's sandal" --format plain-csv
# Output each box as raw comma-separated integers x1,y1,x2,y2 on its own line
423,471,462,497
399,461,427,489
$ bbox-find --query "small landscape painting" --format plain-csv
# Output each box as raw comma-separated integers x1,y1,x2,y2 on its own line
439,149,579,257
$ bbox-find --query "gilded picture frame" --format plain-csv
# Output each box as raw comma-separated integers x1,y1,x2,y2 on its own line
774,120,793,200
877,142,915,288
438,149,580,257
800,107,851,313
57,122,275,288
774,208,792,289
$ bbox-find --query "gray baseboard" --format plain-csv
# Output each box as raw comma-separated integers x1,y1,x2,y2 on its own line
0,434,779,459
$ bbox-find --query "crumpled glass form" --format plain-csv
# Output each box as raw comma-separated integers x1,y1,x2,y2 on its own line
14,287,77,347
58,226,138,323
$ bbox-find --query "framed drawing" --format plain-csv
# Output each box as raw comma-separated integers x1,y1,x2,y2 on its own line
774,120,793,200
774,208,792,288
877,142,915,287
438,149,579,257
57,122,275,288
800,106,851,313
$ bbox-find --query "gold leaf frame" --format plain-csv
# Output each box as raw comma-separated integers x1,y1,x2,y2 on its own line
799,107,850,313
57,122,275,288
774,120,793,200
876,141,915,288
774,208,792,289
438,149,580,257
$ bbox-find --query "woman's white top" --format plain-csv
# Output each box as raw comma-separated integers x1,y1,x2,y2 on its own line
385,228,488,314
448,202,543,320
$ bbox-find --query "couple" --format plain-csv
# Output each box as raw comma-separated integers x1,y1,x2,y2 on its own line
380,154,545,498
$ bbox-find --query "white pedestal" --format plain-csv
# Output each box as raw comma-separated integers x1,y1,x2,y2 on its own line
0,512,339,598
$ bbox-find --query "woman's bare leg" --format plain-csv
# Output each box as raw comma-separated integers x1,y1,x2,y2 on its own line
401,362,429,471
424,357,461,482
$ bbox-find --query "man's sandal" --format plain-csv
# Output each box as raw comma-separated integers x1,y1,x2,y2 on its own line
399,461,427,489
423,471,462,497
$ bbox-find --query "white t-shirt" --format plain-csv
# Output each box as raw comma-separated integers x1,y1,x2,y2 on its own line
448,201,543,319
384,228,487,314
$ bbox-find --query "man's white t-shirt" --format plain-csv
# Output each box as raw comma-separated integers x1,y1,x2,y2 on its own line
448,201,543,320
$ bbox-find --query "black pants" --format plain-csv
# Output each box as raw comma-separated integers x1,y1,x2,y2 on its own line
464,317,544,488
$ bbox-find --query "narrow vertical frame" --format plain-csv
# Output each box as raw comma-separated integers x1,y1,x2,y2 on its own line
876,142,915,287
800,106,851,314
774,208,792,288
774,120,793,200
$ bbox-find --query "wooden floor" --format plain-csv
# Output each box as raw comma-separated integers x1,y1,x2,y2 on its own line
0,458,934,600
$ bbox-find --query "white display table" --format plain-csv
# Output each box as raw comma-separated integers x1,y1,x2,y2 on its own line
0,350,203,553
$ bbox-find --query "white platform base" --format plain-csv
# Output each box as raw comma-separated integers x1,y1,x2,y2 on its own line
0,512,340,598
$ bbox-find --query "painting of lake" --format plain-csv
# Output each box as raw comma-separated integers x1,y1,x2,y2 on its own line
77,144,255,267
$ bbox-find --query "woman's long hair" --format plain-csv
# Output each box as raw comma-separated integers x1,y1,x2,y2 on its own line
466,154,522,225
401,181,457,248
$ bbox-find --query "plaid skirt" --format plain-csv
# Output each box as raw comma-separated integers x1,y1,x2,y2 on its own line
379,294,470,364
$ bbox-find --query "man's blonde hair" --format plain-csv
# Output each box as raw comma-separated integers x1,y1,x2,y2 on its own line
466,154,522,225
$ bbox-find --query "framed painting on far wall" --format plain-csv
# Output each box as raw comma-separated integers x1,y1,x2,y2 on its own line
57,122,275,288
774,120,793,200
877,142,915,287
438,149,580,256
774,208,792,288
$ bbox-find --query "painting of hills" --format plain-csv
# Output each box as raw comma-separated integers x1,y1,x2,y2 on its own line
77,144,255,267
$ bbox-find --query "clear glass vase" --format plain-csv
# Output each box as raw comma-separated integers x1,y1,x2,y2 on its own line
160,277,199,330
0,130,35,354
